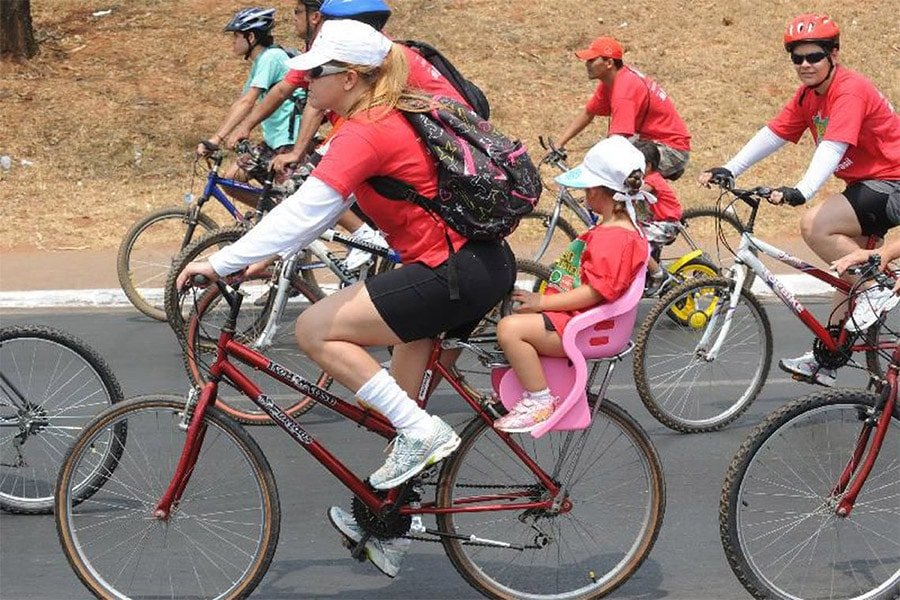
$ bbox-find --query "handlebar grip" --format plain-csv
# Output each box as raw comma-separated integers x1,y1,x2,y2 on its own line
191,274,210,287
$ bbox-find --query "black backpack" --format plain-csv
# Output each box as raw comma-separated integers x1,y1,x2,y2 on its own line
399,40,491,120
369,98,541,243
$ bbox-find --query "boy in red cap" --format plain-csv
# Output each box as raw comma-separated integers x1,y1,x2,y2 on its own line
552,36,692,180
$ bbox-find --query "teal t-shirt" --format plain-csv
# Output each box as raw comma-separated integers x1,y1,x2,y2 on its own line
244,46,305,149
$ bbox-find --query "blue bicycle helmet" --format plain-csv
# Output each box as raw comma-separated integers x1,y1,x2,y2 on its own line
320,0,391,30
223,7,277,33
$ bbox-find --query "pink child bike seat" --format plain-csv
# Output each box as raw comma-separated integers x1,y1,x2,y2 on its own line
492,266,647,438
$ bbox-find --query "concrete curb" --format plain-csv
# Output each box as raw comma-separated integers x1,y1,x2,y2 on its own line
0,274,834,309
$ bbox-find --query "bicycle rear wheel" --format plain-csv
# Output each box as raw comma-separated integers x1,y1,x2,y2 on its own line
436,397,665,599
720,389,900,600
184,272,331,425
0,326,125,514
634,277,772,433
117,207,219,321
55,395,279,600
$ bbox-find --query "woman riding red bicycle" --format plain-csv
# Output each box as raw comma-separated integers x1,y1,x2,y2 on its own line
176,19,516,576
700,13,900,386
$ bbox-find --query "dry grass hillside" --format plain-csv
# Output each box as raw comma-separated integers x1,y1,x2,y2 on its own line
1,0,898,251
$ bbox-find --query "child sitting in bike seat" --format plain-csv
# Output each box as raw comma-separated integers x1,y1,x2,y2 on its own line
494,136,651,433
633,139,684,295
195,8,304,207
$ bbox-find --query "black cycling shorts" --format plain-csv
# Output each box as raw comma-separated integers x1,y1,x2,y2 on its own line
366,240,516,342
845,180,900,238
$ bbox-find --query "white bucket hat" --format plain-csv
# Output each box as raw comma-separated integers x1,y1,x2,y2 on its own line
554,135,655,234
286,19,392,71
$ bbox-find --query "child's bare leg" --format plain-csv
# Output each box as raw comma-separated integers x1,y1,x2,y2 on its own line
497,313,566,391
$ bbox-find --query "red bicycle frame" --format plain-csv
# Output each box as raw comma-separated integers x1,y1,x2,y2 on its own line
153,287,559,521
831,344,898,517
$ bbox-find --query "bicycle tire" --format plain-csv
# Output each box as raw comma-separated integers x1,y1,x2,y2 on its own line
164,226,249,338
0,326,125,514
183,272,332,425
55,394,280,600
866,308,899,378
117,206,219,321
436,395,665,599
633,277,773,433
507,209,580,263
679,205,755,290
720,389,900,600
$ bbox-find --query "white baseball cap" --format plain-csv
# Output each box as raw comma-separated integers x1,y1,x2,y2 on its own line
554,136,646,192
286,19,392,71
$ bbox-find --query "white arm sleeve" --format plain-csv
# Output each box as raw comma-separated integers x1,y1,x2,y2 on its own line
208,177,348,277
723,126,788,177
794,140,849,200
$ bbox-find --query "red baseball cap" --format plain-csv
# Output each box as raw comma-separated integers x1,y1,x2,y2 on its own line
574,36,624,61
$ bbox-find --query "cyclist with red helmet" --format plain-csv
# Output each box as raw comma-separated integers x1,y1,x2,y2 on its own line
552,36,692,180
700,13,900,386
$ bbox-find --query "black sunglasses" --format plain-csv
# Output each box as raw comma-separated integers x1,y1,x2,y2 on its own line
308,65,350,80
790,51,829,65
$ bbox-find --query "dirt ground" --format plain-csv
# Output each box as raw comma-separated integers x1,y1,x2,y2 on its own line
0,0,897,255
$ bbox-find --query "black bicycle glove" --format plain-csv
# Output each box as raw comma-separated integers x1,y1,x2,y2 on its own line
777,186,806,206
706,167,734,188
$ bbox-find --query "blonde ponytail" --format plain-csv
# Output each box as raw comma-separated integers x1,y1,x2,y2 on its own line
343,43,435,116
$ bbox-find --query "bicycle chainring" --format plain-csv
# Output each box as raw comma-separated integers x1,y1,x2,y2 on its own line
812,328,853,370
350,486,420,540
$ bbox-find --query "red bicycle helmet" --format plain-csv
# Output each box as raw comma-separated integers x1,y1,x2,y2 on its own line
783,13,840,51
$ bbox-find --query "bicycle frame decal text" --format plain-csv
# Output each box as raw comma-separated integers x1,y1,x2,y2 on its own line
266,361,336,406
765,271,804,314
256,394,313,444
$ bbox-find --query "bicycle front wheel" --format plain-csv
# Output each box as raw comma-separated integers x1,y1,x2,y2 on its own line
720,389,900,600
184,272,331,425
117,207,219,321
164,226,250,338
55,395,280,600
634,277,772,433
506,210,580,263
0,326,125,514
436,397,665,599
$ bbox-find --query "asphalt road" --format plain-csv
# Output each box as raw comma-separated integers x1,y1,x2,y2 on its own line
0,300,882,600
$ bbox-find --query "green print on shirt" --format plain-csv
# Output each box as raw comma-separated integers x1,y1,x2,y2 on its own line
813,114,829,143
548,238,586,294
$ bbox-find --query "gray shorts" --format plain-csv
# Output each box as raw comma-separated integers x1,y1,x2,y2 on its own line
630,136,690,180
877,180,900,228
845,179,900,238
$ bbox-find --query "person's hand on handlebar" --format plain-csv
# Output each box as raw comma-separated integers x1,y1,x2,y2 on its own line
831,248,880,276
225,126,252,150
698,167,734,189
196,138,221,157
176,261,220,291
270,149,303,175
767,186,806,207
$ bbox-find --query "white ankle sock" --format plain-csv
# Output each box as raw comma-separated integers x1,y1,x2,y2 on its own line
357,369,432,436
526,388,553,403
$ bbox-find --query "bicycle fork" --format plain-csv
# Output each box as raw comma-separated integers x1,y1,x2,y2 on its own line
696,265,748,361
153,383,216,520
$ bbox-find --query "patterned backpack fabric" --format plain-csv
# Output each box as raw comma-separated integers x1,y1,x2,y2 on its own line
369,98,541,241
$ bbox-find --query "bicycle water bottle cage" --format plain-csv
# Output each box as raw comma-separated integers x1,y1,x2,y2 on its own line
491,265,647,437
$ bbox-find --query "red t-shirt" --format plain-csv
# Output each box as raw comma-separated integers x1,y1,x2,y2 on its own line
312,107,467,267
543,226,649,334
585,66,691,151
767,66,900,183
644,171,682,221
283,45,468,105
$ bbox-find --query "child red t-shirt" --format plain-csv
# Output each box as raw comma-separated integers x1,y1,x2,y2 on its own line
585,66,692,151
542,226,649,334
767,66,900,183
311,107,467,267
644,171,682,221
